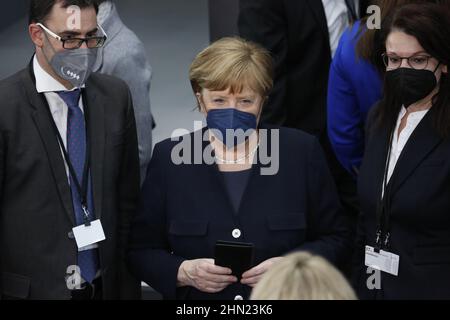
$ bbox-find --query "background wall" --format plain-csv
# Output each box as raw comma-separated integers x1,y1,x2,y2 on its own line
0,1,29,30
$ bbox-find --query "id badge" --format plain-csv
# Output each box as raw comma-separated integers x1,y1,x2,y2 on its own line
365,246,400,276
72,220,106,252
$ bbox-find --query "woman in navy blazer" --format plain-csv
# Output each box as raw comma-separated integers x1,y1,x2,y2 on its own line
128,37,351,300
354,4,450,299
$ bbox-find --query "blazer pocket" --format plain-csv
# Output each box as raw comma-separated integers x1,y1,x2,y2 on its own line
169,220,209,236
267,213,306,231
2,272,31,300
413,245,450,265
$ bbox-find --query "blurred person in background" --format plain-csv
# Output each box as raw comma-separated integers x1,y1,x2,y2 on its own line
95,0,154,183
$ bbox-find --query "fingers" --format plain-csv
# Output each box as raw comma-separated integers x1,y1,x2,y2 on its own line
242,264,266,279
240,275,262,287
241,258,283,287
200,270,237,284
204,262,233,276
191,259,238,293
199,279,235,293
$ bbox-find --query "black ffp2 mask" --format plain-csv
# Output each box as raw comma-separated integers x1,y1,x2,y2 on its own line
385,67,438,108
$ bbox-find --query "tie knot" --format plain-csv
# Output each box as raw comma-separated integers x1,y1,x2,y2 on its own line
57,90,81,109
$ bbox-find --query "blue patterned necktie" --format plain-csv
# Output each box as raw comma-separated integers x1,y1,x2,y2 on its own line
57,90,99,284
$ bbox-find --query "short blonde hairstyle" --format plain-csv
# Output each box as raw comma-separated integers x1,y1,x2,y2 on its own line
251,252,357,300
189,37,273,106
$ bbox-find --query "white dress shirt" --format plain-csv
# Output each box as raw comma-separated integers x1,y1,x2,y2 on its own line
321,0,350,57
386,106,430,185
33,55,85,152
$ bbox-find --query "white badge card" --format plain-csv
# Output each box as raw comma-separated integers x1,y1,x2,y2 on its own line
365,246,400,276
72,220,106,251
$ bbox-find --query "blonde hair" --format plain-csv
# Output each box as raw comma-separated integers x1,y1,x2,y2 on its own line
189,37,273,108
251,252,357,300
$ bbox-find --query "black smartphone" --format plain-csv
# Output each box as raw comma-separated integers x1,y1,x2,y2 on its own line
214,240,254,279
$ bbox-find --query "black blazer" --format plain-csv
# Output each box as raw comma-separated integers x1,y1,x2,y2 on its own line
238,0,331,136
0,64,141,299
355,106,450,299
128,125,352,300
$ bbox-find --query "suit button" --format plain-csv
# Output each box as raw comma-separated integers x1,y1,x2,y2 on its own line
234,295,244,300
232,229,242,239
68,231,75,239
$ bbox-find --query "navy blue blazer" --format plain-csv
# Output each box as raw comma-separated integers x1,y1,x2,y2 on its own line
355,106,450,299
128,125,351,300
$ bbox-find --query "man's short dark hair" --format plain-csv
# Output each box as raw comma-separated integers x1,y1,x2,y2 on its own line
29,0,99,25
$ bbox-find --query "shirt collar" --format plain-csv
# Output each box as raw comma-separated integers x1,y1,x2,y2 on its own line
33,54,84,93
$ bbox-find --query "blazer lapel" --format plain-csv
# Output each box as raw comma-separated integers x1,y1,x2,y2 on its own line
83,86,105,220
389,108,443,196
21,66,76,226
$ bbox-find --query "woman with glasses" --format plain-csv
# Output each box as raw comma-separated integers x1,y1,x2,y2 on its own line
327,0,444,178
354,3,450,299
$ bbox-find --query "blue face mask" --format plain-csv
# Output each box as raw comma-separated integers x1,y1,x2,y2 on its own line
206,108,258,149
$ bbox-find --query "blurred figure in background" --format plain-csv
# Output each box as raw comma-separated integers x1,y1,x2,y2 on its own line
95,0,154,183
238,0,360,135
251,252,357,300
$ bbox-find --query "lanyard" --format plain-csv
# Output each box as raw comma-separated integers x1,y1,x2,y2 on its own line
375,130,395,251
42,90,93,226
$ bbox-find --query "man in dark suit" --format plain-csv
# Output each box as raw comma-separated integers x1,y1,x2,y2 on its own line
239,0,329,134
238,0,362,135
0,0,141,299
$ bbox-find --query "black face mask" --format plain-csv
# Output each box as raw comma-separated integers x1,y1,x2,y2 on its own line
385,66,439,108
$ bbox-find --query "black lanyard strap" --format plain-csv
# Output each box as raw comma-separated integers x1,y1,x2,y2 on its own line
376,129,395,251
42,90,92,226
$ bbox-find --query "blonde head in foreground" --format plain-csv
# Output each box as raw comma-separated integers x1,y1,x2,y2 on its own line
250,252,357,300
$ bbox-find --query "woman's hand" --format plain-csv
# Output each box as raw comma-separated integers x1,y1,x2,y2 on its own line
177,259,238,293
241,257,283,288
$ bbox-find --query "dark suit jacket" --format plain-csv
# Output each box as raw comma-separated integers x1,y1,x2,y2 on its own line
238,0,331,136
128,125,352,300
0,63,141,299
355,106,450,299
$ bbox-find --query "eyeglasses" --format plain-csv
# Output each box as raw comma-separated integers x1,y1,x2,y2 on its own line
36,22,107,50
382,53,433,70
